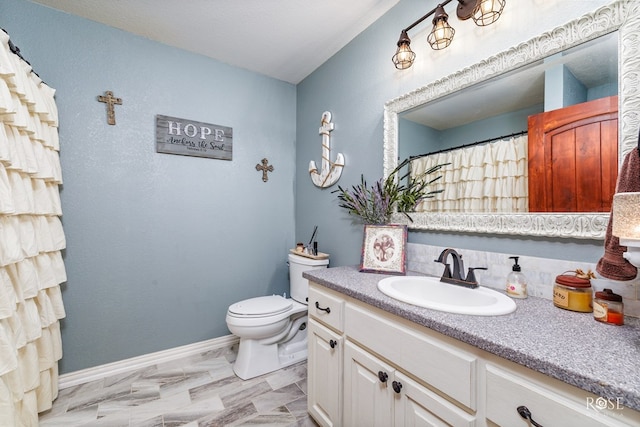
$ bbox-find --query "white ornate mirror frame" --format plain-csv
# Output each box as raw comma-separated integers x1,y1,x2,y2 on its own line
384,0,640,240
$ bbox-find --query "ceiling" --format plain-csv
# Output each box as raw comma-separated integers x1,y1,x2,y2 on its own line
29,0,400,84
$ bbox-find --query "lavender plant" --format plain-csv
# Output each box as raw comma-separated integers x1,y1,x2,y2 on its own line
333,158,447,225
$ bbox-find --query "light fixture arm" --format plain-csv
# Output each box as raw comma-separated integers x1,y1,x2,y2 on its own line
401,0,478,34
402,0,455,34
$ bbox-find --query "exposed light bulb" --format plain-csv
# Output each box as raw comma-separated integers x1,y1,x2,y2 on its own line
428,19,455,50
473,0,506,26
392,30,416,69
427,5,455,51
393,43,416,69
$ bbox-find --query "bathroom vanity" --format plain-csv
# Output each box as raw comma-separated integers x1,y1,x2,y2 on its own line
304,266,640,427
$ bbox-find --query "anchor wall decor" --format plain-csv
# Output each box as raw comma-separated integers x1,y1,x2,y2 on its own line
309,111,344,188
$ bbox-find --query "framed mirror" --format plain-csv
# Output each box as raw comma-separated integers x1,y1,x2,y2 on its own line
384,0,640,239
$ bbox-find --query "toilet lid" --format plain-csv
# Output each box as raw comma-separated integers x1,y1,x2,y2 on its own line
228,295,293,317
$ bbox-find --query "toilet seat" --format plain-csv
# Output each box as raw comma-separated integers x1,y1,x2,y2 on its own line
226,296,307,331
228,295,293,318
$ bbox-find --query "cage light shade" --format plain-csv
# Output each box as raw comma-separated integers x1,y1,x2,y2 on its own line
472,0,506,26
392,30,416,69
428,5,455,50
612,192,640,241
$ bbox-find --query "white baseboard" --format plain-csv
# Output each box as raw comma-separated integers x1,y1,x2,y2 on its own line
58,335,239,390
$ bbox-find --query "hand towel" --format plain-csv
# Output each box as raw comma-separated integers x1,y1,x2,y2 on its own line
596,146,640,280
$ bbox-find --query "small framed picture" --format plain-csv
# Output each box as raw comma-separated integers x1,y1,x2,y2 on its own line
359,224,408,275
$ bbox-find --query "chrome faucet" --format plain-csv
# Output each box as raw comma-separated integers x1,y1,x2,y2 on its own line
434,248,487,289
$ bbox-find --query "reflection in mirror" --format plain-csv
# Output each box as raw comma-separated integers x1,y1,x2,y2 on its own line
383,0,640,239
399,32,617,214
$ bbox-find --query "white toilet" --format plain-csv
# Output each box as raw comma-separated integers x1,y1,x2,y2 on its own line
226,252,329,379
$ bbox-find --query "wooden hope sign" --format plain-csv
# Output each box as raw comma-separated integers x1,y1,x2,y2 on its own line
156,114,233,160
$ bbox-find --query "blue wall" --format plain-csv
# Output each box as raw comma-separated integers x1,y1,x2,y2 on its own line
399,104,543,160
2,0,296,373
398,119,440,161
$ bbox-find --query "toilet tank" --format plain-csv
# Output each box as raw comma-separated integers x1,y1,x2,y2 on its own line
288,253,329,304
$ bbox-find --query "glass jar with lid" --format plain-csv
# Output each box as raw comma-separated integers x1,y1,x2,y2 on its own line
593,288,624,325
553,273,592,312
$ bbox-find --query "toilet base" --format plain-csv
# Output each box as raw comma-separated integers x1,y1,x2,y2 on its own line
233,320,308,380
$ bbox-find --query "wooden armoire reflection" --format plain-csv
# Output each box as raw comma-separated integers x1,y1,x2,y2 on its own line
528,95,618,212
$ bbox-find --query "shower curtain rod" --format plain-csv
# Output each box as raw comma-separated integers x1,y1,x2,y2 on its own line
2,28,41,79
3,29,27,63
409,129,528,161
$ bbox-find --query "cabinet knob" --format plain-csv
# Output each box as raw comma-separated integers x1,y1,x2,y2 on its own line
329,339,337,349
517,406,544,427
392,380,403,393
377,371,388,383
315,301,331,314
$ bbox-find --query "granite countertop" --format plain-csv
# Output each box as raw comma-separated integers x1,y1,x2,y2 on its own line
303,266,640,412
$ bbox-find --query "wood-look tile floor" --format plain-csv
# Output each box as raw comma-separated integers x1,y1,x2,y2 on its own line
39,344,317,427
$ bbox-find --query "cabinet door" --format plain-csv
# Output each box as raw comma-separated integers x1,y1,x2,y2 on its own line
344,341,394,427
394,371,475,427
308,319,342,427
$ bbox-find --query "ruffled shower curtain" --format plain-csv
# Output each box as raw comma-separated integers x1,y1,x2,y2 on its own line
412,134,528,212
0,30,66,425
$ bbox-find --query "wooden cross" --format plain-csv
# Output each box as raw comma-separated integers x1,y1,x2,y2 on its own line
97,91,122,125
255,158,274,182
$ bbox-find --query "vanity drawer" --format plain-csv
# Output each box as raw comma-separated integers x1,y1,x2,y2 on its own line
308,283,345,333
345,302,477,411
485,363,628,427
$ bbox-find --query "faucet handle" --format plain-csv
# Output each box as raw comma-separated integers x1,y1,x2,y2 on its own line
440,263,453,279
465,267,487,284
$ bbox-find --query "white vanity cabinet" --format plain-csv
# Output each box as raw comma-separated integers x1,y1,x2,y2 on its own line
307,282,640,427
308,285,345,427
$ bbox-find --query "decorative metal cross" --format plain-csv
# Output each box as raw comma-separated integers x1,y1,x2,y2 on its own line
97,91,122,125
255,158,274,182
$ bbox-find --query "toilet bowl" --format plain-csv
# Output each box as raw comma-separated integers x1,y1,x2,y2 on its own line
226,253,329,379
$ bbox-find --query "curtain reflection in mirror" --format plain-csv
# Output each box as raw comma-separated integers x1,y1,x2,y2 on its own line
411,134,528,212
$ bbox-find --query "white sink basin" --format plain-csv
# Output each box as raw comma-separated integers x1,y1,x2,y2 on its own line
377,276,516,316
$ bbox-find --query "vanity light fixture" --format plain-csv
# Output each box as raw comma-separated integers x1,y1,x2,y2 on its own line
427,5,455,50
472,0,506,26
392,30,416,70
392,0,506,70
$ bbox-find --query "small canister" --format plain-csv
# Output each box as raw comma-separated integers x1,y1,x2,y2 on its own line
593,289,624,325
553,273,592,312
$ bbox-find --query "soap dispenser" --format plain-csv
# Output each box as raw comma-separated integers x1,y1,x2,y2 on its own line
506,256,528,299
